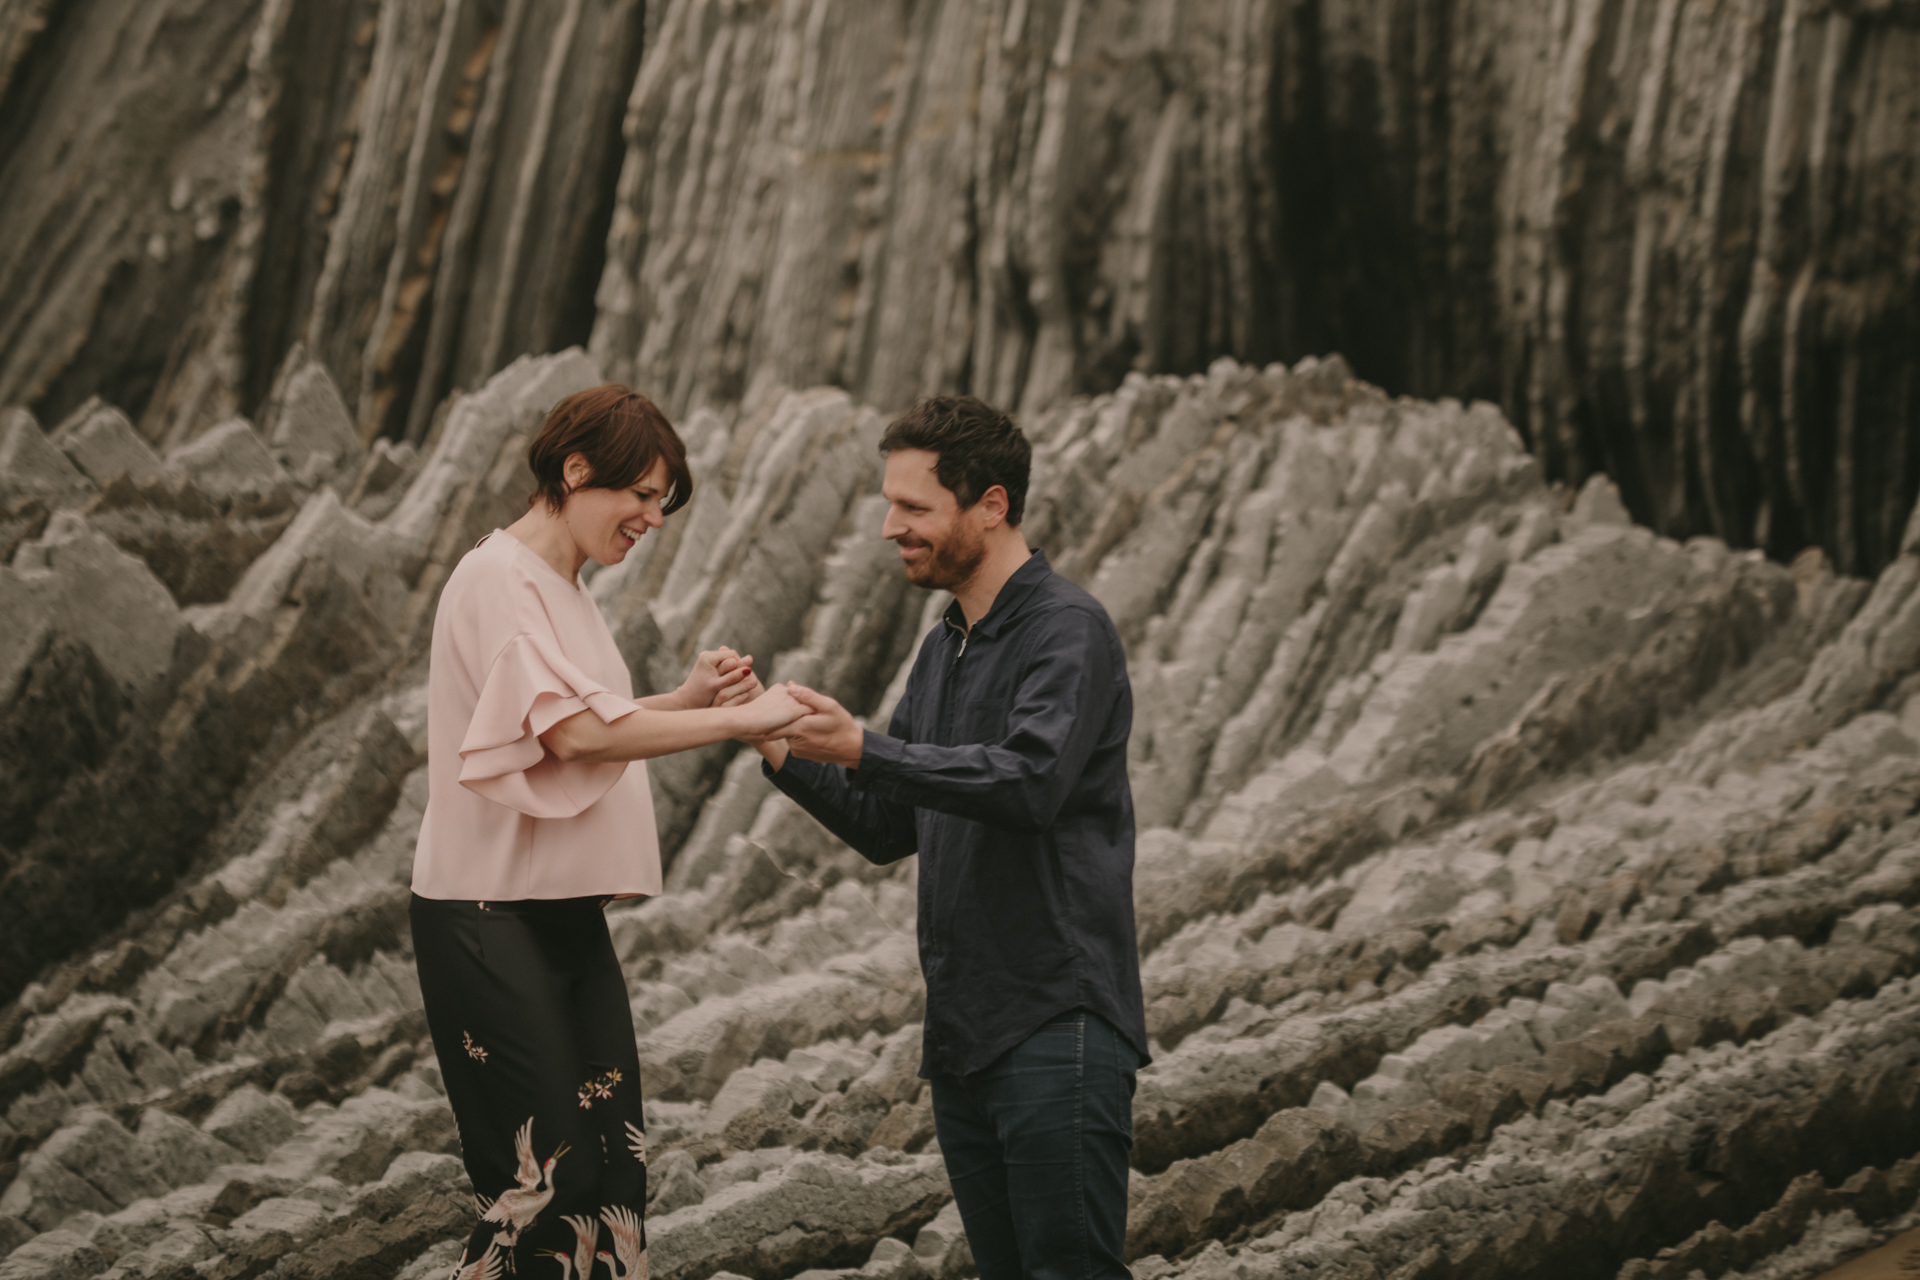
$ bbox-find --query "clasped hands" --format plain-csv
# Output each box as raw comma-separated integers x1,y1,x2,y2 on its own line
682,649,863,767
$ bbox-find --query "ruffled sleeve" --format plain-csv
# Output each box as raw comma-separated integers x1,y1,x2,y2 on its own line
458,632,641,818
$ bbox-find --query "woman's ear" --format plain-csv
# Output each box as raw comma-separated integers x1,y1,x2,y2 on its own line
563,452,594,492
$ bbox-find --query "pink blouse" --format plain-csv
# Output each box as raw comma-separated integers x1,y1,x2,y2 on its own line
411,530,663,900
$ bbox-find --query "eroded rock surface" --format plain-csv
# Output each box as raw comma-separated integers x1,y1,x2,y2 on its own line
2,352,1919,1280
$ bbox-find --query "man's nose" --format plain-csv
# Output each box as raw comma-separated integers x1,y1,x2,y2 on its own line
881,510,905,540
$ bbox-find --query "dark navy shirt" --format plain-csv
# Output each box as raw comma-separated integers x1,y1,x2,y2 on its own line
764,550,1148,1079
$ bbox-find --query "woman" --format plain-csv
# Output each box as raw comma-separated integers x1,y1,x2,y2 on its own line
410,385,803,1279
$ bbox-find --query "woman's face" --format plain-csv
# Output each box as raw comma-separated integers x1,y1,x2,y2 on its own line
563,454,672,565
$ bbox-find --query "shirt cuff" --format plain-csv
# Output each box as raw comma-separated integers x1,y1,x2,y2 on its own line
765,752,827,794
847,728,907,791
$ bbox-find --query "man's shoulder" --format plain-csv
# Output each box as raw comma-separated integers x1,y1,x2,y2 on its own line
1024,569,1119,636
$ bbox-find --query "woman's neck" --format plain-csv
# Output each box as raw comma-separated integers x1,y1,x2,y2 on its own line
504,505,588,585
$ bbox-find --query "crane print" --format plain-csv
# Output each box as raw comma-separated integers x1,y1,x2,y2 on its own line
596,1204,647,1280
480,1118,570,1256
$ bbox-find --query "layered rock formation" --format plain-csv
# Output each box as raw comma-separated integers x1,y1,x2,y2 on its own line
0,0,640,446
3,349,1919,1279
3,0,1916,576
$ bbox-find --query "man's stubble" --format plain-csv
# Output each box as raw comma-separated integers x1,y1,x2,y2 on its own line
899,518,987,593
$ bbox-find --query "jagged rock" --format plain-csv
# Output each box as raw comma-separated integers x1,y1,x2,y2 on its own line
639,936,923,1102
909,1202,974,1280
0,1226,105,1280
199,1087,299,1163
0,514,182,702
50,402,164,489
0,1110,170,1231
259,352,364,487
77,474,297,606
1,409,93,509
0,356,1917,1280
646,1150,948,1280
163,419,291,502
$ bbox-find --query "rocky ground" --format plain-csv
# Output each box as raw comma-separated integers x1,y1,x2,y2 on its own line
2,350,1919,1280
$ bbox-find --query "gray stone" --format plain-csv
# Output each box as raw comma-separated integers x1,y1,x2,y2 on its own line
263,355,364,483
0,1227,107,1280
135,1109,243,1189
0,409,93,508
94,1226,216,1280
647,1148,709,1216
0,514,182,704
164,419,290,501
909,1202,973,1280
200,1086,300,1162
647,1150,947,1280
0,1112,165,1231
49,402,163,488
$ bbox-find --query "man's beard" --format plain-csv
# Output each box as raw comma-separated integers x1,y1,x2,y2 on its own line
899,523,986,591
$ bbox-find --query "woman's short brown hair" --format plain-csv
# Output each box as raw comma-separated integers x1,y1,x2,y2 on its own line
527,385,693,516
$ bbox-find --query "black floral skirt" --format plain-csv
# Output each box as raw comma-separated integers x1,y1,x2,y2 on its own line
410,894,649,1278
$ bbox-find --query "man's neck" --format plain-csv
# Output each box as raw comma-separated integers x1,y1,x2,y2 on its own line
952,532,1033,629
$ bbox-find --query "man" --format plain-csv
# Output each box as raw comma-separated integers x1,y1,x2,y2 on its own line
754,395,1147,1279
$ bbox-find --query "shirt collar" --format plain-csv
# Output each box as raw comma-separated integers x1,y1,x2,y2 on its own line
942,549,1052,641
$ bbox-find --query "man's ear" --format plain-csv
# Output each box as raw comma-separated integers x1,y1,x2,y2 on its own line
977,484,1010,529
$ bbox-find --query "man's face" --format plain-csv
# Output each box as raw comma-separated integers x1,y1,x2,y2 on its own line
881,449,987,590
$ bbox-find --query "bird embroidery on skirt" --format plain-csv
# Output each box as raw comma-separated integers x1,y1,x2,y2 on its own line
596,1205,647,1280
536,1214,599,1280
481,1118,570,1253
624,1121,647,1165
450,1240,504,1280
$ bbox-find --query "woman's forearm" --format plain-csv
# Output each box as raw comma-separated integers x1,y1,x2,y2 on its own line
543,703,749,762
635,691,690,712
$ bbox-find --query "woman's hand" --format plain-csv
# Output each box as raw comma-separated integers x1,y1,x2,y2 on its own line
735,682,809,738
677,647,756,709
713,656,764,709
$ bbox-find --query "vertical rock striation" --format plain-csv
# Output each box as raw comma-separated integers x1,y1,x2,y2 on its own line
1,0,1913,572
0,0,641,448
592,0,1920,573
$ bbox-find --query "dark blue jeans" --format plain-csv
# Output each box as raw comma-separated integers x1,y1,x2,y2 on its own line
930,1009,1139,1280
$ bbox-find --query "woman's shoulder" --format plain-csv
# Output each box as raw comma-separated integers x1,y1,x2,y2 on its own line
440,533,550,626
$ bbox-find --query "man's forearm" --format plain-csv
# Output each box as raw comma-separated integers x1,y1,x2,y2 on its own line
763,750,916,864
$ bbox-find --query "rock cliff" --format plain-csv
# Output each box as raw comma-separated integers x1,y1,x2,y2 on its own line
2,350,1919,1279
2,0,1916,575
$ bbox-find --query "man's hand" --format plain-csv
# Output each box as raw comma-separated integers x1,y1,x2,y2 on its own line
677,647,756,709
778,684,866,768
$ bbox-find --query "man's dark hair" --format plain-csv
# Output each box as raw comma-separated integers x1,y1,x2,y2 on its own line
527,384,693,516
879,395,1031,525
